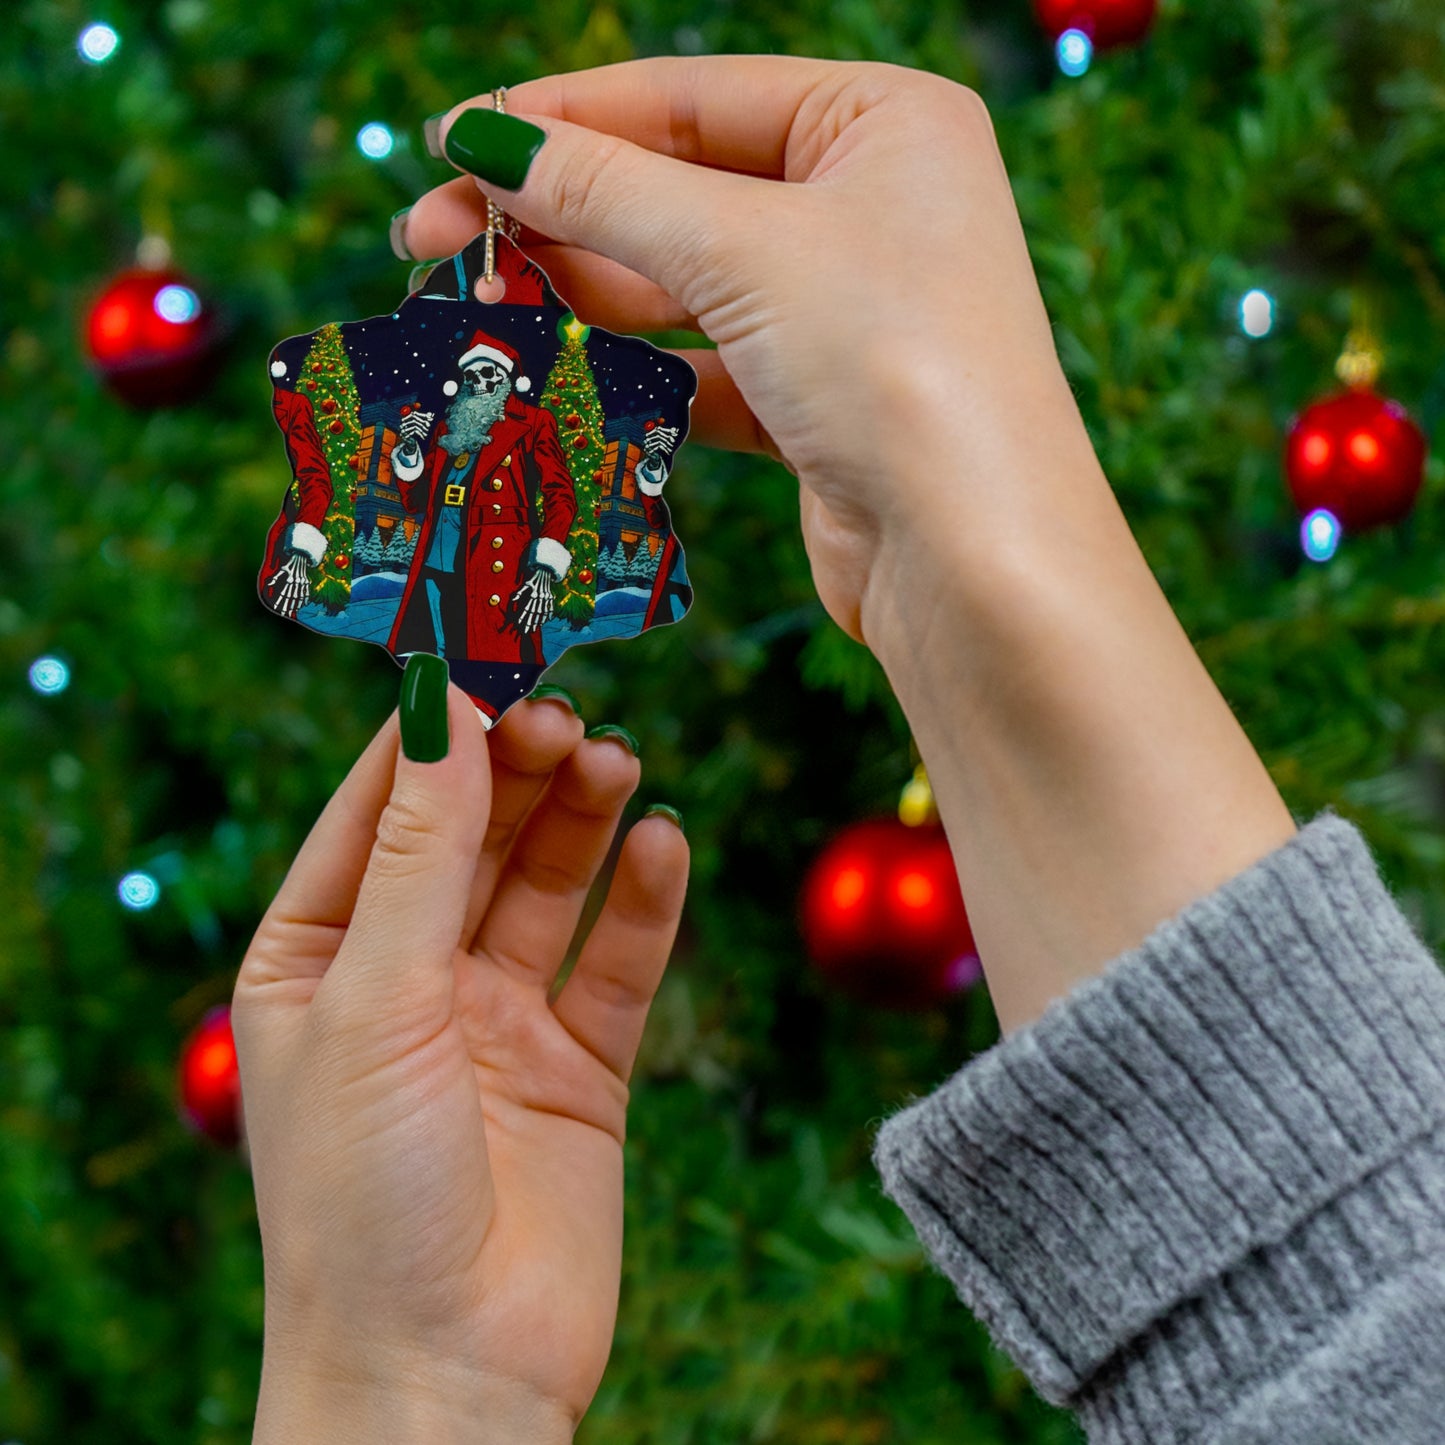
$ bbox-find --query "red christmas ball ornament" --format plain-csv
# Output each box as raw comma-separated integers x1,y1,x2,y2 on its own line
571,433,589,450
335,551,350,570
1034,0,1156,49
329,417,345,434
307,380,317,392
312,362,323,373
799,818,981,1011
565,412,582,428
577,567,594,585
321,397,337,414
84,267,221,407
178,1006,242,1148
1285,388,1427,533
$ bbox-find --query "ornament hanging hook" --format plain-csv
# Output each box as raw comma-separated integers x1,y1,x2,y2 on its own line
484,87,523,287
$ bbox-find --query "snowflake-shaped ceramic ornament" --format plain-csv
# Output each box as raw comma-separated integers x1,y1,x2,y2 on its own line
259,230,697,726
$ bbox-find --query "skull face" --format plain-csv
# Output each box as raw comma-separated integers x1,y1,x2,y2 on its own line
463,359,510,396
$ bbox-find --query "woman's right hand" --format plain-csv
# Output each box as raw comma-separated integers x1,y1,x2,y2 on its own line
400,57,1102,646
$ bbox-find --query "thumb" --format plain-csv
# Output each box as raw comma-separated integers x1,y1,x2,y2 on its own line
323,658,491,1030
439,104,757,315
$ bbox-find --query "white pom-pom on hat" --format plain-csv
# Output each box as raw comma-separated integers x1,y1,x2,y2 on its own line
443,379,459,396
516,376,530,393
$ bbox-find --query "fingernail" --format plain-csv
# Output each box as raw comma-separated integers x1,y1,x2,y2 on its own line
400,653,450,762
529,684,582,716
407,259,442,294
389,207,413,262
443,107,546,191
423,111,447,160
585,723,639,756
644,803,684,835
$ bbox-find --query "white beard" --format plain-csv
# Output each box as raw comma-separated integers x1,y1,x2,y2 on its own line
440,383,512,453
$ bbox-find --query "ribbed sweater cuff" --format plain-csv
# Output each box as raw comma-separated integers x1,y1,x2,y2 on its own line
870,811,1445,1419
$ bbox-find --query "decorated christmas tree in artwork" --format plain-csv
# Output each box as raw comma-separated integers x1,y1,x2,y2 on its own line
297,322,361,613
539,313,605,625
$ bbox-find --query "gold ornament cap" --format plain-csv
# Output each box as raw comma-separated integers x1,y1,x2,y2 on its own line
898,764,938,827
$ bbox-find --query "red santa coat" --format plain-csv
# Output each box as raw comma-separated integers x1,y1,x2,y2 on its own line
387,395,577,666
258,387,334,601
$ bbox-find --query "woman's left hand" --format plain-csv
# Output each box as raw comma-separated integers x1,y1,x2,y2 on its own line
232,684,688,1443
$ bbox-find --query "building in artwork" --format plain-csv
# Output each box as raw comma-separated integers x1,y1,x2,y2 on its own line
353,395,420,555
595,412,670,590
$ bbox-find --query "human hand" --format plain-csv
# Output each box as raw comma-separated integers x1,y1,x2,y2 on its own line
233,676,688,1442
401,57,1100,644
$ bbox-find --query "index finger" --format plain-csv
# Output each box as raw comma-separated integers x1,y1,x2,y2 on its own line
448,54,856,181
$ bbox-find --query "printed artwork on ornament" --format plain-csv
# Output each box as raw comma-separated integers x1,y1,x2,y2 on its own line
259,231,697,725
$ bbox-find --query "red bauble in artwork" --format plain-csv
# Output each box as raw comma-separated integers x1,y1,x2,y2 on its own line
799,818,981,1011
1033,0,1156,48
577,567,594,585
85,267,221,407
1285,388,1427,532
178,1006,242,1148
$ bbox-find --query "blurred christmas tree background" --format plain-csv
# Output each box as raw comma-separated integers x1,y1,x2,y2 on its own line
4,0,1445,1440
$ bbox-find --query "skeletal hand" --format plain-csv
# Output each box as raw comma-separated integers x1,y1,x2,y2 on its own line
511,567,556,634
266,553,312,619
399,409,435,444
643,423,679,460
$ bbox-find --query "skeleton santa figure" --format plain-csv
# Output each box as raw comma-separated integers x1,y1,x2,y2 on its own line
386,328,578,724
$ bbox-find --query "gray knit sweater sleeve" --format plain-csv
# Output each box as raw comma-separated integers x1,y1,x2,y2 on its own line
870,811,1445,1443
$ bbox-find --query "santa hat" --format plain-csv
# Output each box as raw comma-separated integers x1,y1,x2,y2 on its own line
456,329,530,393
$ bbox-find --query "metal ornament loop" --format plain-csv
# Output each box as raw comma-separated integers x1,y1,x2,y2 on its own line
484,86,523,286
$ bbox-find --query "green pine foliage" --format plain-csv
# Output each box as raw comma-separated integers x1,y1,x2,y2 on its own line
541,322,606,624
298,323,360,613
4,1,1445,1443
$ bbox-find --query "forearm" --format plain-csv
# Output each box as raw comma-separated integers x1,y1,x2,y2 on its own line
859,396,1296,1035
253,1345,575,1445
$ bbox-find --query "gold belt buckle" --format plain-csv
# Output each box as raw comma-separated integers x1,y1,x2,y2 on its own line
444,482,466,506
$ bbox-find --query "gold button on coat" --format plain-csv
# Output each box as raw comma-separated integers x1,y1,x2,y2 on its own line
491,503,502,514
491,536,503,549
491,560,504,572
490,477,503,491
489,594,501,606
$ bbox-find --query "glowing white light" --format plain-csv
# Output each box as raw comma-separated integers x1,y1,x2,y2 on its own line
29,657,70,695
270,359,287,377
1057,28,1093,77
154,284,201,324
1240,288,1274,338
357,123,395,160
78,23,119,64
118,871,161,910
1301,508,1341,563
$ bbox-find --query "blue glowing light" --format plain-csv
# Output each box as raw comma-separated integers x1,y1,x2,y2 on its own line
154,284,201,324
78,22,120,63
28,657,70,695
1240,288,1275,338
357,123,395,159
1301,508,1341,563
118,871,161,910
1057,28,1093,77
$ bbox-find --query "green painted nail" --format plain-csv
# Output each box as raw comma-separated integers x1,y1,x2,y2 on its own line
389,207,412,262
443,107,546,191
644,803,684,834
400,654,450,763
407,259,443,294
586,723,639,756
529,684,582,716
423,112,447,160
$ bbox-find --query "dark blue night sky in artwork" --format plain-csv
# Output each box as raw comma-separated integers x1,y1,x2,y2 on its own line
268,290,696,437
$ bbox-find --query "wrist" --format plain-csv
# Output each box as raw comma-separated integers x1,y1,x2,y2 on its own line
856,418,1294,1035
254,1346,575,1445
